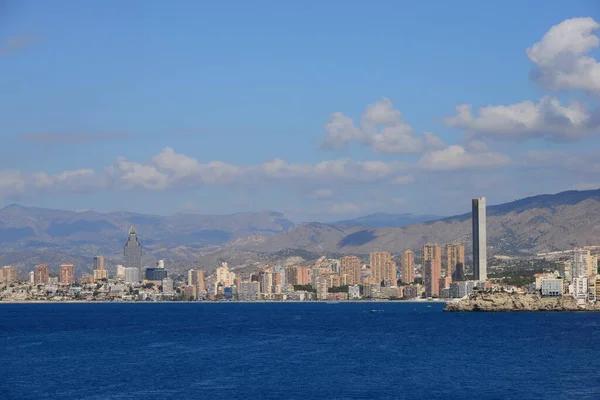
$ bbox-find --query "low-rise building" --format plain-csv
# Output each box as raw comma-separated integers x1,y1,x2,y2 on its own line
541,278,563,296
239,281,261,301
348,285,361,300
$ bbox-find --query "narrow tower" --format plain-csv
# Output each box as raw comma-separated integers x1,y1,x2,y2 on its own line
124,226,142,269
472,197,487,282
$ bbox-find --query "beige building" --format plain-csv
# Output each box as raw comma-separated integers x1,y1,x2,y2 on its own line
93,256,105,271
60,264,75,285
424,259,441,297
93,269,108,281
34,264,49,285
401,250,414,284
288,266,312,285
0,266,17,283
445,243,465,279
370,252,396,286
423,244,441,263
216,262,236,286
340,256,361,285
197,269,206,293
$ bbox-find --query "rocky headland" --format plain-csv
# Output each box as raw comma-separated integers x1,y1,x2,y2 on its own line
444,291,600,312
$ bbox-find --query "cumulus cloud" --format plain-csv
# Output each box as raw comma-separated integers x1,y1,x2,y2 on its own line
106,148,408,190
424,132,445,150
319,97,424,153
393,175,414,185
314,188,334,199
527,17,600,94
418,145,510,171
0,170,26,196
33,169,97,191
445,96,598,142
466,139,489,152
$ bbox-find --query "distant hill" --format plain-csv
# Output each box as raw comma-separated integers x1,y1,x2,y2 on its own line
0,205,294,274
227,189,600,257
3,188,600,276
333,212,443,227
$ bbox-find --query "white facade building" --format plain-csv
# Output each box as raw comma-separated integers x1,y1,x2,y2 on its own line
348,285,361,300
572,277,589,305
124,267,140,284
541,278,563,296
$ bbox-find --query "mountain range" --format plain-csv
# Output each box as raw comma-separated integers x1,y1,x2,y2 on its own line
2,188,600,276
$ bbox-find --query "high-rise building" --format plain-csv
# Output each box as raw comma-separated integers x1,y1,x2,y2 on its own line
124,226,142,269
197,270,206,293
116,265,126,280
472,197,487,281
34,264,49,285
1,266,16,283
422,244,441,263
340,256,361,285
424,259,441,297
370,252,394,286
216,262,235,286
60,264,75,285
187,269,198,286
93,256,105,271
287,266,311,285
572,249,592,278
93,255,107,281
401,250,414,284
445,243,465,279
259,269,273,294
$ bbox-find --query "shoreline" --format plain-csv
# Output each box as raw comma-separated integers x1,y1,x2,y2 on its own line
0,299,449,305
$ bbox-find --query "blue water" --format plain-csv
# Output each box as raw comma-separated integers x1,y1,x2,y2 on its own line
1,302,600,400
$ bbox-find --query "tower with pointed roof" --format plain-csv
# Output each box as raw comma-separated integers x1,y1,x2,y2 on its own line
124,226,142,269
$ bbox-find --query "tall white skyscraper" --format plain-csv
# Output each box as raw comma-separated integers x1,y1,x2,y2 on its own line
472,197,487,282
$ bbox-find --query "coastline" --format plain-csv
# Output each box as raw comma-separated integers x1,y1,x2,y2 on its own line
0,299,448,305
444,292,600,312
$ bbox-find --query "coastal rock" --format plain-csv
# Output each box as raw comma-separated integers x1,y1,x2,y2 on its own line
444,291,600,312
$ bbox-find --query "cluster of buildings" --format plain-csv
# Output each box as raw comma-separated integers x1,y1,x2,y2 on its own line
534,247,600,305
0,197,491,302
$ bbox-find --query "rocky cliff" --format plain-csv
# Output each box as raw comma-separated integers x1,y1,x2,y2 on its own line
444,291,600,312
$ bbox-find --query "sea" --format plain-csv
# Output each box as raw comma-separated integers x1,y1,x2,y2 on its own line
1,302,599,400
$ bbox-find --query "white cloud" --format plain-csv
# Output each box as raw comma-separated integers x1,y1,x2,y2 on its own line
418,145,510,171
466,139,489,152
0,170,26,196
314,188,334,199
446,96,598,142
393,175,414,185
33,169,96,191
424,132,446,150
108,157,169,190
105,148,407,190
319,97,424,153
527,17,600,94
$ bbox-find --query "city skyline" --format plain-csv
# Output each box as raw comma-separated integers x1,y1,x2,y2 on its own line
1,3,599,220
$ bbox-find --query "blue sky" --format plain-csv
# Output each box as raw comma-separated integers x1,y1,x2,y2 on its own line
1,0,600,221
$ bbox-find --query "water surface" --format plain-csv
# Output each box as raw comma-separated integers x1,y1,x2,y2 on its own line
1,302,598,399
